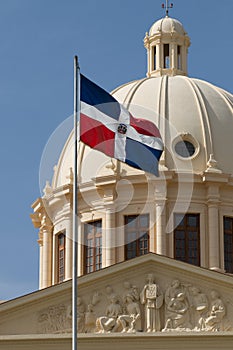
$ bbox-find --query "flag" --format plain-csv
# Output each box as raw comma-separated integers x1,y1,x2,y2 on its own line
80,74,163,176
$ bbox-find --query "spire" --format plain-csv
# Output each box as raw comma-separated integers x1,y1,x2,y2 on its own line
162,0,173,17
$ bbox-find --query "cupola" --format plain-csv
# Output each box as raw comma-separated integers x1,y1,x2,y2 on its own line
144,13,190,77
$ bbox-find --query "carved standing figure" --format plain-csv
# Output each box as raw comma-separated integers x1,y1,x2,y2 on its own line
66,297,85,333
84,304,96,333
140,273,163,332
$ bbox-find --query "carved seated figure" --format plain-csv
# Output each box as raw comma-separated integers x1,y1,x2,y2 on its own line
96,295,122,333
204,290,225,331
163,292,191,331
190,286,208,330
117,294,141,333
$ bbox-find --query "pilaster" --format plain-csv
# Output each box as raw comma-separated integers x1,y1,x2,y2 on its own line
104,207,116,267
40,215,53,288
207,186,220,271
154,181,167,256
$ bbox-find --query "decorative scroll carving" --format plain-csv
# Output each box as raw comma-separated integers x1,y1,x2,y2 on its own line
140,274,163,332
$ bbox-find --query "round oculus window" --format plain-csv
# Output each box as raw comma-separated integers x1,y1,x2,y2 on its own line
174,140,195,158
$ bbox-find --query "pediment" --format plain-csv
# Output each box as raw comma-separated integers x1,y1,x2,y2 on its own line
1,253,233,336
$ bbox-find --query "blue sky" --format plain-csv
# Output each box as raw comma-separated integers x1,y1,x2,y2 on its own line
0,0,232,300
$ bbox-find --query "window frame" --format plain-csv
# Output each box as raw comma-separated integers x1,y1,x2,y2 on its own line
174,213,200,266
177,45,182,70
163,43,170,68
153,45,157,70
223,216,233,273
83,220,102,274
124,214,149,260
57,232,66,283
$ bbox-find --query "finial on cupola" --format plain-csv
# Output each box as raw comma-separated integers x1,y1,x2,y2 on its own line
162,0,174,17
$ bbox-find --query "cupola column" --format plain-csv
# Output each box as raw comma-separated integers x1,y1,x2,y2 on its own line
148,43,153,74
182,46,188,76
156,42,162,71
171,42,176,73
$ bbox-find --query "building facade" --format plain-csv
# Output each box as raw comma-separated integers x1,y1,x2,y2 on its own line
31,14,233,288
0,11,233,350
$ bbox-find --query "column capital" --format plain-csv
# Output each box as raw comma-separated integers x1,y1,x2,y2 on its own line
40,213,53,233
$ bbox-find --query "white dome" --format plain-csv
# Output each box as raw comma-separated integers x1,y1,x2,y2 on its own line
52,75,233,188
112,76,233,174
149,17,186,36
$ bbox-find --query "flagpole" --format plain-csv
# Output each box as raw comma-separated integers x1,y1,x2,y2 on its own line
72,55,80,350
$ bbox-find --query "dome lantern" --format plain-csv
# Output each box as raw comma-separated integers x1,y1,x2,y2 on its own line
144,16,190,77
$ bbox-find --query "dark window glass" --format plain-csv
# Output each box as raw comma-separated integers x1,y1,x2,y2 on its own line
58,232,65,283
164,44,170,68
125,214,149,260
153,46,156,70
174,214,200,266
175,140,195,158
224,217,233,273
84,220,102,274
178,45,182,69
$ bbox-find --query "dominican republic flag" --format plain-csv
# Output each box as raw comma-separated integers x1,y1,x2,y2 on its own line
80,74,163,176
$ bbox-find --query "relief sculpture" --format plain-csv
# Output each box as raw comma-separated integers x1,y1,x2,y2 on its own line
66,296,86,333
85,304,96,333
38,304,68,333
163,292,191,331
140,274,163,332
117,294,141,333
204,290,225,331
190,286,208,330
37,274,230,334
96,294,122,333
